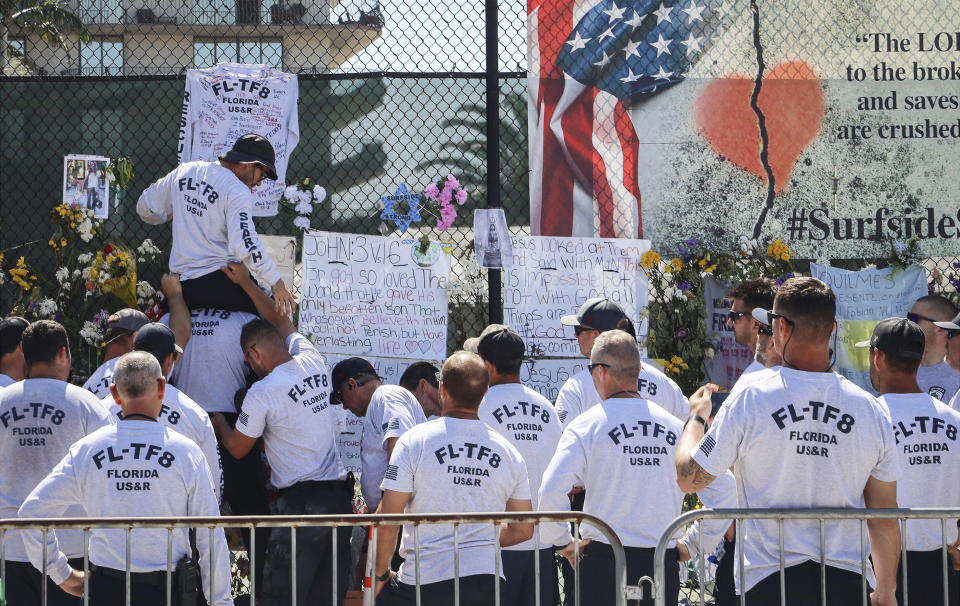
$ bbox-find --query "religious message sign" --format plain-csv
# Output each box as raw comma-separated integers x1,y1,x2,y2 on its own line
702,275,754,391
299,231,450,359
503,236,650,358
529,0,960,257
808,263,928,391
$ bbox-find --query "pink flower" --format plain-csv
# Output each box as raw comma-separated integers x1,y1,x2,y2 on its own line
424,182,440,200
438,189,453,205
455,188,467,205
446,174,459,188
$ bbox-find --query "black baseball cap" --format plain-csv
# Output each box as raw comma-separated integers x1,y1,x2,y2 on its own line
0,317,29,355
133,323,183,362
933,312,960,331
330,357,377,404
463,323,508,353
477,327,525,364
560,298,628,332
854,317,925,360
218,134,278,181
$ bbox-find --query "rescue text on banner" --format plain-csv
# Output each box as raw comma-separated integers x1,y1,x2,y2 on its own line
299,231,450,359
809,263,928,392
503,236,650,358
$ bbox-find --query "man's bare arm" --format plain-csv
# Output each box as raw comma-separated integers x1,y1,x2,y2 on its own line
675,384,719,493
676,458,717,494
863,476,899,606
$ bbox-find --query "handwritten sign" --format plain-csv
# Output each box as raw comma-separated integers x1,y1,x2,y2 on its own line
299,231,450,359
503,236,650,357
809,263,927,391
261,234,297,296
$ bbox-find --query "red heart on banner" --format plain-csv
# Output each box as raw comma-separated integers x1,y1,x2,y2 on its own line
694,61,825,193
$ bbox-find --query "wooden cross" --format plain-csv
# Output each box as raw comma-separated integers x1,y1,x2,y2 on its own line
829,166,841,211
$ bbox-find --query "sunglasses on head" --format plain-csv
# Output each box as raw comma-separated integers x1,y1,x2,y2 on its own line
906,312,936,324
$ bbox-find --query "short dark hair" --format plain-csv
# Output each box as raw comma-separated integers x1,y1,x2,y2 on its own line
774,277,836,342
728,278,777,312
240,319,284,352
882,352,922,376
913,295,957,321
0,317,29,356
484,354,522,376
399,362,439,392
615,317,636,339
21,320,69,367
440,352,488,410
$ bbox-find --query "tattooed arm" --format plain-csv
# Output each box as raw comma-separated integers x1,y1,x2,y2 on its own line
675,384,719,494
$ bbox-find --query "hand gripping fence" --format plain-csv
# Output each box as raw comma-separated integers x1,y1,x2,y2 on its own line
0,511,631,606
649,507,960,606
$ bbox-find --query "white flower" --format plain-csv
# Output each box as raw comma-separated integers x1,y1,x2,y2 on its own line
863,263,877,271
295,200,313,215
38,298,58,318
55,267,70,283
61,282,71,290
704,346,715,359
77,252,93,264
313,185,326,203
72,269,82,279
297,190,313,206
81,266,93,281
293,216,311,230
79,321,103,345
813,258,831,267
284,185,299,200
136,238,161,258
77,217,94,242
136,280,156,300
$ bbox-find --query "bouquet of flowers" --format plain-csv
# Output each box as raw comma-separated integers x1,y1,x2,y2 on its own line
281,178,326,231
417,174,469,253
86,244,138,307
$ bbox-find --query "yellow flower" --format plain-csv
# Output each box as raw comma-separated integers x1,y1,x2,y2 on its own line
48,239,56,248
640,250,661,270
61,238,68,247
665,257,683,273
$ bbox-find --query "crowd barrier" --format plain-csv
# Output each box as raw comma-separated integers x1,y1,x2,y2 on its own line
651,508,960,606
0,511,630,606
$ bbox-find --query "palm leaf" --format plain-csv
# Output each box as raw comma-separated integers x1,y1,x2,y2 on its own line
11,0,89,47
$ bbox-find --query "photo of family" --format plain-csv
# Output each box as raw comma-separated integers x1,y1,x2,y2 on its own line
62,155,110,219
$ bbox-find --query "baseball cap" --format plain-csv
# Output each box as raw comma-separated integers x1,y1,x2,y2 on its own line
107,308,150,333
560,298,627,332
330,357,377,404
477,327,525,364
463,324,508,353
933,312,960,331
133,323,183,361
0,317,29,353
218,134,278,181
854,317,925,360
752,307,773,335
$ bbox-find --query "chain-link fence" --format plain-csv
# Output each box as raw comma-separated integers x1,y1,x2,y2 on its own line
2,0,960,381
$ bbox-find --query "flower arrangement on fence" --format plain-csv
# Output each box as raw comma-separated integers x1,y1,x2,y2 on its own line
281,178,326,231
417,174,469,253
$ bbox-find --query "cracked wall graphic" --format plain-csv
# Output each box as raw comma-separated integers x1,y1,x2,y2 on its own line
529,0,960,257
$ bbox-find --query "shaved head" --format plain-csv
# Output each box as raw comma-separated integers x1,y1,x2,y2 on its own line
591,330,640,383
439,351,489,410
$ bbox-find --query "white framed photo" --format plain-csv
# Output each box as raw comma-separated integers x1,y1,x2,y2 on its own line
63,155,110,219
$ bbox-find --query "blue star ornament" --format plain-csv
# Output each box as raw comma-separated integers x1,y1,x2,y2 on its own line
380,184,422,233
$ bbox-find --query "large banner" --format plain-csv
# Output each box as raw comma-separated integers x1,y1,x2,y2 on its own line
529,0,960,257
504,235,650,357
299,231,450,359
809,263,928,391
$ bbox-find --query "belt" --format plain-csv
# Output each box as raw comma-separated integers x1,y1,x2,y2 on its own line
278,472,355,498
91,564,177,587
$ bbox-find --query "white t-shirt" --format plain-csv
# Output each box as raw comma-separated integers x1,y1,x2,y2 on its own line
0,373,16,388
236,333,345,488
879,393,960,551
360,384,427,510
741,359,765,376
540,397,736,548
83,357,120,399
478,383,567,550
555,364,687,429
136,160,282,286
949,390,960,414
916,361,960,403
164,309,254,413
692,367,900,593
1,379,115,561
18,421,231,606
103,384,222,502
381,417,530,585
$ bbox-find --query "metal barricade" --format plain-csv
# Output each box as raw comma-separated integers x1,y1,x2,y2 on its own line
649,507,960,606
0,511,630,606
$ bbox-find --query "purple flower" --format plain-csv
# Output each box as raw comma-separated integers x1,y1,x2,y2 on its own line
674,327,690,339
424,182,440,201
775,272,795,286
678,281,691,291
438,189,453,205
894,241,906,254
685,238,699,248
446,174,459,188
928,282,936,295
455,188,467,205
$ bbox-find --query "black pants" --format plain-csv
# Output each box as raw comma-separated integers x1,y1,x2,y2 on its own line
745,560,870,606
261,478,354,606
87,566,181,606
218,411,270,592
4,558,85,606
579,542,678,606
377,574,497,606
500,548,558,606
896,548,960,606
559,490,585,605
714,536,738,606
180,270,259,315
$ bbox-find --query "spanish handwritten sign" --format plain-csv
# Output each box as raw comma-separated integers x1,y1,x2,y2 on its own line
808,263,927,391
299,231,450,359
503,236,650,357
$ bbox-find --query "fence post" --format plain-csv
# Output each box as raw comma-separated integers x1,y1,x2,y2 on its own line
485,0,503,326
